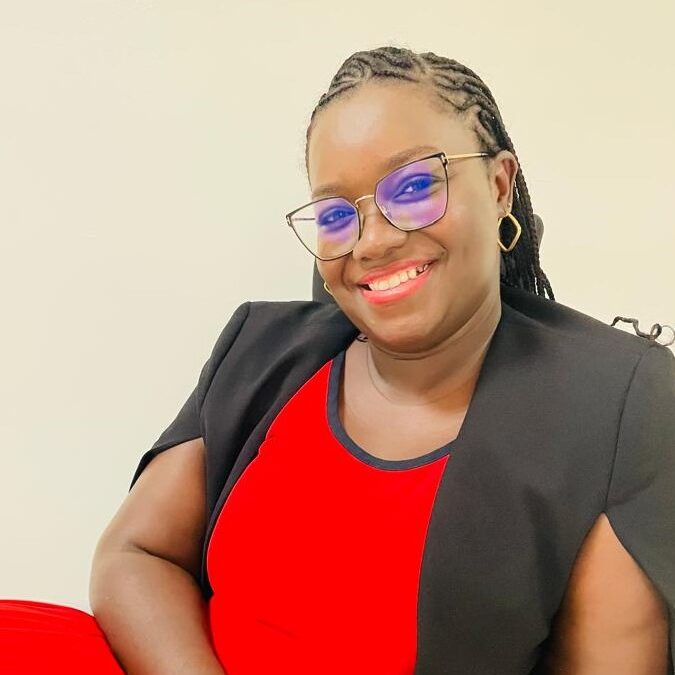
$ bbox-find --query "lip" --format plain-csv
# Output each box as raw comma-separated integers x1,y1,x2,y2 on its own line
358,261,435,305
356,258,436,286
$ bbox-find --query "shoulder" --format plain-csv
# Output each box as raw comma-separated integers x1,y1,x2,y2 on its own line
208,299,358,376
245,299,350,328
209,299,353,344
498,283,674,424
230,299,358,346
499,282,669,365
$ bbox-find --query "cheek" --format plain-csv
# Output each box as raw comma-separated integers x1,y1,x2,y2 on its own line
317,260,345,287
441,199,498,284
444,198,494,255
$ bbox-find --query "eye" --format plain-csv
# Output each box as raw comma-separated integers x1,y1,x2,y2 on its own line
317,206,356,228
394,174,440,200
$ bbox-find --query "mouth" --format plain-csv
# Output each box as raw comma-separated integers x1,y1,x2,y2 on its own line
357,261,435,305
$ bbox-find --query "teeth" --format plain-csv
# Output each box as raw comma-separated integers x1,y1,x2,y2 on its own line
366,263,430,291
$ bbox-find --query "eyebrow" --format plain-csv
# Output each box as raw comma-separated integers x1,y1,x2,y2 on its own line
310,144,440,200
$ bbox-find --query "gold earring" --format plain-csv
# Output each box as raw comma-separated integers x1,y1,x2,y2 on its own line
323,281,334,296
497,212,522,253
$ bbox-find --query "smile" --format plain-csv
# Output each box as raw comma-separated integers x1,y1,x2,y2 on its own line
358,262,434,305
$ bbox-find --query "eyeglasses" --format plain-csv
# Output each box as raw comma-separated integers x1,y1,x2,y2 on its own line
285,151,490,261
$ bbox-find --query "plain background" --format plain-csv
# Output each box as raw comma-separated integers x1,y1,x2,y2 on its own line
1,0,673,612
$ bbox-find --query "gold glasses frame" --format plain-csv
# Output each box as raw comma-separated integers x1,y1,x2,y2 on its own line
286,151,491,261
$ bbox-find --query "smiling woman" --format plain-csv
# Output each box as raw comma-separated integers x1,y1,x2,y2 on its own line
2,45,673,675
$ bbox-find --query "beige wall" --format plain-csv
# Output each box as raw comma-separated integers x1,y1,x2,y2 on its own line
1,0,673,611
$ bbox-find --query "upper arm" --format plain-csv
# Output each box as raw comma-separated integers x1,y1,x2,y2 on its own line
93,437,208,580
544,344,675,674
545,512,669,674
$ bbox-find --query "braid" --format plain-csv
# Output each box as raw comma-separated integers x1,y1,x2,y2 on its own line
305,46,555,301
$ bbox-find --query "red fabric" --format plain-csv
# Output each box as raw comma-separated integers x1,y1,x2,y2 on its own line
206,355,451,675
0,357,450,674
0,599,123,674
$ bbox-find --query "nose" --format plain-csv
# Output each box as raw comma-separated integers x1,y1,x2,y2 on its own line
351,196,408,261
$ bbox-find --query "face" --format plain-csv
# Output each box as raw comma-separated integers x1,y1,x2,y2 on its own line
306,81,517,352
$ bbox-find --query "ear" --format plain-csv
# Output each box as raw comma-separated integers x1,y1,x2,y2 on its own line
490,150,519,217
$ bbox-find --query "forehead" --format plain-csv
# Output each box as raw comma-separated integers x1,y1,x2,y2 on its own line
307,82,476,197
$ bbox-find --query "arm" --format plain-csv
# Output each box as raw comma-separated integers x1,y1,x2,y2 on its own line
543,342,675,674
543,512,669,674
90,437,225,675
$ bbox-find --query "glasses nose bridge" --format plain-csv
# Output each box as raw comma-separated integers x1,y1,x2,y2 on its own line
353,193,382,224
354,194,375,216
354,193,375,207
353,190,404,242
350,193,405,257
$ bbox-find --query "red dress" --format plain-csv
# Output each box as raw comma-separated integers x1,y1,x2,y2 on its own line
205,349,454,674
0,350,454,674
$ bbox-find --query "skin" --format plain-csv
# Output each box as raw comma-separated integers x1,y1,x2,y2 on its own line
309,81,516,404
91,438,225,674
87,78,669,674
543,513,670,673
307,80,669,672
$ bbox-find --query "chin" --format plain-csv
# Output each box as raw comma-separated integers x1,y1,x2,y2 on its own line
368,318,437,352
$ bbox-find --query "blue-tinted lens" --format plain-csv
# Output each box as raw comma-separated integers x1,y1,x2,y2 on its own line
289,197,359,259
315,200,357,230
376,156,447,230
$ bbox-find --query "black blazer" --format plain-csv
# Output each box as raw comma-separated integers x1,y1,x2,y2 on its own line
130,283,675,674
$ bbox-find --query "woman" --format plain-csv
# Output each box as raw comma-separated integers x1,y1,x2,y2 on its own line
1,46,673,675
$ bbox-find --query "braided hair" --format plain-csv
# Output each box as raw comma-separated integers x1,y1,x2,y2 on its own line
304,46,555,301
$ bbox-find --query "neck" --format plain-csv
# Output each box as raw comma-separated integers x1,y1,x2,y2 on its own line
363,287,502,406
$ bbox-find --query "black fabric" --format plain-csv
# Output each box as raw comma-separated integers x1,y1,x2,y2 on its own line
312,261,335,304
605,341,675,649
130,283,674,673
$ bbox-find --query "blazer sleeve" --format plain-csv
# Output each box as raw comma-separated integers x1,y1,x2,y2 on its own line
604,341,675,669
128,301,251,491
